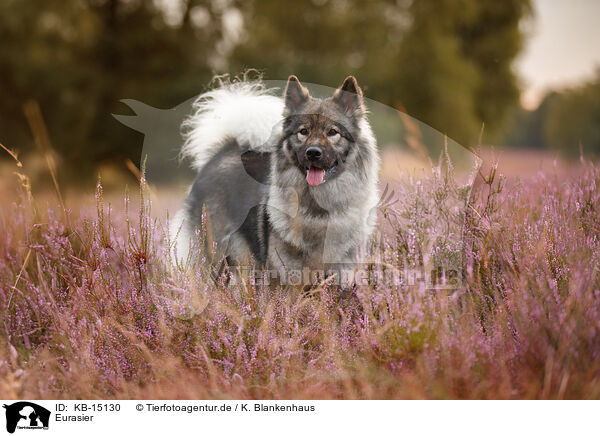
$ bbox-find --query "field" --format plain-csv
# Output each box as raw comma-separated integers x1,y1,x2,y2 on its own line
0,146,599,400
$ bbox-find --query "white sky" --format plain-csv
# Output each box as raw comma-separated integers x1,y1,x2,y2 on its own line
516,0,600,109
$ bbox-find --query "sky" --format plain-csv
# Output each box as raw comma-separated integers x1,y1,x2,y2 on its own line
516,0,600,109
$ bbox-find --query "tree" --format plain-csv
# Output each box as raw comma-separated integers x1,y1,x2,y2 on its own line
231,0,401,92
232,0,532,146
0,0,533,179
0,0,220,178
500,70,600,156
501,92,559,149
542,70,600,157
396,0,532,144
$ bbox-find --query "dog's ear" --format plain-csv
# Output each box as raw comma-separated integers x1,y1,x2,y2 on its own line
333,76,364,117
284,75,309,112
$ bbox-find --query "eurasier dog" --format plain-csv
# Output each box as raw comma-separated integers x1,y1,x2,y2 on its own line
171,75,379,285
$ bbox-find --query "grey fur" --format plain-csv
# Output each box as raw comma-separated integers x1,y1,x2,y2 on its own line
172,76,380,285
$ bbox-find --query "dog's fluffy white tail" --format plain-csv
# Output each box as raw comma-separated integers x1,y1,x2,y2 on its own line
181,80,284,170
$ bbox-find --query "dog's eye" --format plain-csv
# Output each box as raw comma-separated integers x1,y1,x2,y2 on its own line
298,128,309,136
327,128,339,137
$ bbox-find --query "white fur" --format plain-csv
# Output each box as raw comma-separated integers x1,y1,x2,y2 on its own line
181,81,284,170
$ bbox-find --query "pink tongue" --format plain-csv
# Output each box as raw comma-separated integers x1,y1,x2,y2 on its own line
306,166,325,186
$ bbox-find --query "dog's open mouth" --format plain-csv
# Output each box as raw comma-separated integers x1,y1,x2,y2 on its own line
305,161,339,186
306,166,324,186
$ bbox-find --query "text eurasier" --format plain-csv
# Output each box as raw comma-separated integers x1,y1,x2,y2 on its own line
171,75,380,286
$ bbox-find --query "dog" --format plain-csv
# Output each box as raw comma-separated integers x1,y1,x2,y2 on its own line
171,75,379,286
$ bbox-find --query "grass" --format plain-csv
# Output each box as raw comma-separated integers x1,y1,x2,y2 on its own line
0,148,599,399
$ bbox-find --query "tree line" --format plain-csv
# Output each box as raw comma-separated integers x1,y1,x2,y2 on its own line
12,0,596,181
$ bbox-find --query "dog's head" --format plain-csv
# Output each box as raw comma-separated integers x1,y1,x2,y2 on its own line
280,75,366,187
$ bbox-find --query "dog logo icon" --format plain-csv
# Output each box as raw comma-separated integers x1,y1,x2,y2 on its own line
2,402,50,434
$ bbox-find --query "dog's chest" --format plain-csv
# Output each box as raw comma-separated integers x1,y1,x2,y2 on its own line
267,185,362,254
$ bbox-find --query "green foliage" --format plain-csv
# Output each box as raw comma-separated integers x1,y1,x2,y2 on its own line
502,94,557,149
502,70,600,156
543,70,600,156
396,0,531,144
234,0,532,145
0,0,532,177
0,0,218,176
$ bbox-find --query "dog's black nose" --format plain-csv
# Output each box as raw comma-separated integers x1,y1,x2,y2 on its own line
306,147,322,161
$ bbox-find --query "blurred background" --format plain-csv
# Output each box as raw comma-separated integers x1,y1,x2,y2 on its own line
0,0,599,189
